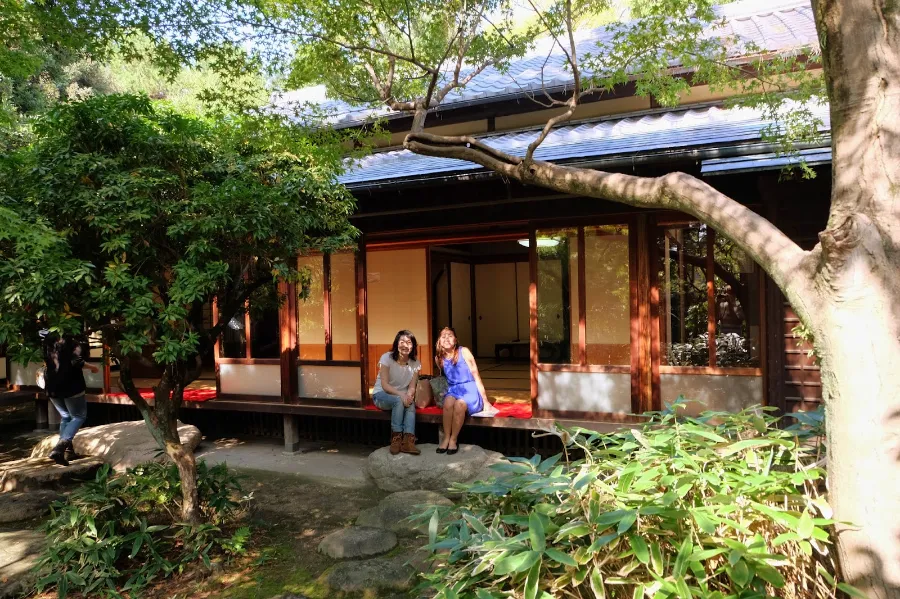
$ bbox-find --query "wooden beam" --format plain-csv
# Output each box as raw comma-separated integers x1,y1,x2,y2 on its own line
425,247,433,375
470,262,478,359
244,301,252,359
212,296,222,397
529,228,539,411
706,229,717,367
636,216,653,413
577,227,587,366
323,253,333,362
279,281,298,403
647,218,662,411
356,237,371,405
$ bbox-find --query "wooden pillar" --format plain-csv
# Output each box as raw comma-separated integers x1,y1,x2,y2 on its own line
706,230,717,367
212,297,222,398
634,216,653,413
102,344,111,394
323,253,333,362
648,217,662,411
283,414,300,453
35,397,49,431
357,237,371,406
577,227,587,366
279,281,298,402
528,228,538,410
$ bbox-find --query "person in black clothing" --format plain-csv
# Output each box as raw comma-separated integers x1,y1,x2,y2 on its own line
42,334,99,465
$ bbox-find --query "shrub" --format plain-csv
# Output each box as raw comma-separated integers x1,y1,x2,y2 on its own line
36,461,251,598
418,404,861,599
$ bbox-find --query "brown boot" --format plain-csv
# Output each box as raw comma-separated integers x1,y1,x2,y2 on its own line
389,431,403,455
401,433,421,455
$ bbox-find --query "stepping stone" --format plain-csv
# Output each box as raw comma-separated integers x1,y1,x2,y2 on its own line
0,490,63,523
357,490,454,536
31,420,202,471
323,555,415,593
317,526,397,559
0,456,104,493
366,443,505,493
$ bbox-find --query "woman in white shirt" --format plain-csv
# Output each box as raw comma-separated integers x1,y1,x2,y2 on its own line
372,330,422,455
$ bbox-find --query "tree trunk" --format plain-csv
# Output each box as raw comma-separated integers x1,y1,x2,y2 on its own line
165,428,201,525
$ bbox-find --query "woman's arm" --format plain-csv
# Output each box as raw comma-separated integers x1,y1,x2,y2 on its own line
72,344,99,374
461,347,490,406
405,368,419,404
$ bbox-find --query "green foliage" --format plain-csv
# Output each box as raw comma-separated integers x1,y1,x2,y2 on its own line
417,403,853,599
36,461,251,598
0,93,356,368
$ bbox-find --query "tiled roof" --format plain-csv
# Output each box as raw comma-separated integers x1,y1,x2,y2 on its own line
337,102,831,187
701,147,832,175
273,0,818,128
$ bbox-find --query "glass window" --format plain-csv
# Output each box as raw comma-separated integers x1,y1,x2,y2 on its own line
297,255,326,360
249,283,281,359
221,304,247,358
657,223,760,368
584,225,631,366
536,228,578,364
330,253,360,361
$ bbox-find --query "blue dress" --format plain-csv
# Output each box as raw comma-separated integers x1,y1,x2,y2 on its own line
442,353,484,415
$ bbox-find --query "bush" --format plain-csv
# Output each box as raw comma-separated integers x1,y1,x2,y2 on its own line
36,461,251,598
418,404,861,599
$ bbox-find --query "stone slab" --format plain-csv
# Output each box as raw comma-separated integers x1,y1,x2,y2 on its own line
317,526,397,559
366,443,505,493
0,529,45,599
31,420,201,471
0,490,63,523
323,555,415,593
357,490,453,536
0,456,103,493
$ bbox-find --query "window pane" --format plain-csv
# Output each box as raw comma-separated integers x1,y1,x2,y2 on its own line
297,255,326,360
585,225,631,366
249,283,281,359
330,253,359,361
221,305,247,359
712,237,761,368
657,223,760,368
536,228,578,364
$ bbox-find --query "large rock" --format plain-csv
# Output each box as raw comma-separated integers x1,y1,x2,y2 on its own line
357,490,453,536
317,526,397,559
31,420,202,471
0,529,45,598
0,456,103,493
323,555,416,593
0,490,63,523
366,443,505,493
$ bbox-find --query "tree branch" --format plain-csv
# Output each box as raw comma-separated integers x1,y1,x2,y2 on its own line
405,132,811,299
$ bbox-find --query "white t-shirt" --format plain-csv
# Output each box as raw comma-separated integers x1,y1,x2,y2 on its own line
373,352,421,395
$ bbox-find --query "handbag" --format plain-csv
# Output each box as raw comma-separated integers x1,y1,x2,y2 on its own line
36,366,47,390
429,375,449,408
415,376,435,409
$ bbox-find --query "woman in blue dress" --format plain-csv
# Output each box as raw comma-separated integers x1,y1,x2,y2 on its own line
433,327,489,455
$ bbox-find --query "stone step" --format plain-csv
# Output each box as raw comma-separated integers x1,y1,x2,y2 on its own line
0,456,104,493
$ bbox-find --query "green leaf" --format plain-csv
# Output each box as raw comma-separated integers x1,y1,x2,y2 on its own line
588,533,620,552
428,510,439,546
673,537,693,578
544,548,577,567
728,559,751,588
837,583,869,599
797,510,814,539
617,511,637,534
630,535,649,565
494,551,541,576
529,512,546,552
692,510,717,534
755,563,785,588
650,542,664,576
589,567,606,599
675,577,693,599
524,560,540,599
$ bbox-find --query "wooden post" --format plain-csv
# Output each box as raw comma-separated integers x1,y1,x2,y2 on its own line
577,227,587,366
283,414,300,453
648,218,662,411
706,229,717,367
279,281,298,402
212,296,222,398
528,228,538,410
356,237,371,405
323,253,333,362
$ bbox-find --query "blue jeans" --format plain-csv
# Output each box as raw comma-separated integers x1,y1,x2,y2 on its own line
49,393,87,441
373,391,415,434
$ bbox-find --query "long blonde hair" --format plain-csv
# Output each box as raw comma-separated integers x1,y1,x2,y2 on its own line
434,326,460,371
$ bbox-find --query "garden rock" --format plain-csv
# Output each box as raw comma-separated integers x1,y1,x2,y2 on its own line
357,490,453,535
317,526,397,559
323,555,415,593
366,443,504,493
31,420,202,471
0,490,63,523
0,529,45,599
0,456,103,493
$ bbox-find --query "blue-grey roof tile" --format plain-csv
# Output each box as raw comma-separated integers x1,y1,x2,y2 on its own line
338,103,831,186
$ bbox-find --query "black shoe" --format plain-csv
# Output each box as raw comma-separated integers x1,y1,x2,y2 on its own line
435,447,448,454
446,446,458,455
63,440,81,461
49,441,69,466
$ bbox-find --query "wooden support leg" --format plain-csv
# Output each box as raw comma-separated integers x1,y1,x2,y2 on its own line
283,414,300,453
35,397,49,431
